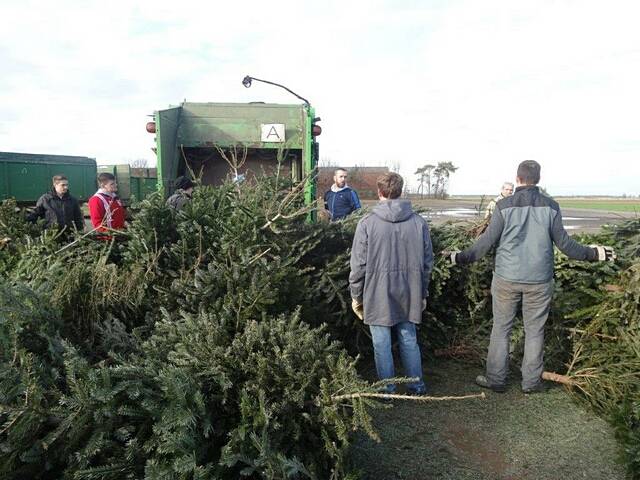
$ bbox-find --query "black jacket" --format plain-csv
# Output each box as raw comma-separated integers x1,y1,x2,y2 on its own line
27,190,84,231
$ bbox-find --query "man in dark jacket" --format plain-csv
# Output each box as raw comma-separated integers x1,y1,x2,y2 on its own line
27,175,84,233
166,176,194,211
446,160,615,393
349,172,433,395
324,168,361,221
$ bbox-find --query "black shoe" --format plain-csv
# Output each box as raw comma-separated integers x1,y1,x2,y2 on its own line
407,386,430,397
522,383,546,394
475,375,506,393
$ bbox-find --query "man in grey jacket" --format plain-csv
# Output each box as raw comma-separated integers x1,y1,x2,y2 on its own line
447,160,615,393
349,172,434,395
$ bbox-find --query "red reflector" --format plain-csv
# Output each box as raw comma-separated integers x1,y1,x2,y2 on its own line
312,124,322,136
146,122,156,133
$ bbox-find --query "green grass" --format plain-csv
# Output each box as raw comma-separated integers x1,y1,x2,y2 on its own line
349,359,626,479
557,199,640,213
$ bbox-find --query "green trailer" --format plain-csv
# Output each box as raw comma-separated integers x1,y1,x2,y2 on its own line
0,151,97,204
149,101,320,207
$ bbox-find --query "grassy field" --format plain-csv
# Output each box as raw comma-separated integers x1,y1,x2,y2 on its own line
446,196,640,213
556,199,640,213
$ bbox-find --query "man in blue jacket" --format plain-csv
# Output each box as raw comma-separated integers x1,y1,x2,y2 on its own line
324,168,361,221
446,160,615,394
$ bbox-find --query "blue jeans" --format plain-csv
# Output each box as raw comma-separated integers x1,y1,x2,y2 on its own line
369,322,426,393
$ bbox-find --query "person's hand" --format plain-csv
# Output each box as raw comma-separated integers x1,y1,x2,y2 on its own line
422,299,427,312
440,250,460,265
591,245,616,262
351,298,364,320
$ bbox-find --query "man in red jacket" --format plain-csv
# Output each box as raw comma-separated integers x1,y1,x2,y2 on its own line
88,173,126,237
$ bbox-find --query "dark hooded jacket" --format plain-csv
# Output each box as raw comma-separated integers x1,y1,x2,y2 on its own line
166,189,192,211
349,199,434,326
27,189,84,231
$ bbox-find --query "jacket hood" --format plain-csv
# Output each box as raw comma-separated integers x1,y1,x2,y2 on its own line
372,199,415,223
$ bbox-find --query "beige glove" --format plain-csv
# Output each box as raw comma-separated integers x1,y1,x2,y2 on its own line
590,245,616,262
351,299,364,320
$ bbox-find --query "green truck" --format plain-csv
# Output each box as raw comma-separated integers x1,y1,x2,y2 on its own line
0,152,97,204
149,101,320,207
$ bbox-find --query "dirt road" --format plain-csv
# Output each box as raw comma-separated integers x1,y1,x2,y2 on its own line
350,359,625,480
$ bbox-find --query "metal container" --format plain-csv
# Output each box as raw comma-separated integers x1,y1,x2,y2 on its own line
151,102,319,207
0,151,97,204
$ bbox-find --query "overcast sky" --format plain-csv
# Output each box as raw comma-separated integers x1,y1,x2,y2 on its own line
1,0,639,195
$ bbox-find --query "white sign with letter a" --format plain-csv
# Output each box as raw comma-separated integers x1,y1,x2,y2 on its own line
261,124,285,143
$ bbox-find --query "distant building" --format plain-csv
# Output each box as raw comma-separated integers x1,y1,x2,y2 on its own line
317,166,390,200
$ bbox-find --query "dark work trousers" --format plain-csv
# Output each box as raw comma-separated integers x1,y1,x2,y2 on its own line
486,274,554,390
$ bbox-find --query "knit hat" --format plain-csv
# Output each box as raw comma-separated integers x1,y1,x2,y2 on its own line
174,176,194,190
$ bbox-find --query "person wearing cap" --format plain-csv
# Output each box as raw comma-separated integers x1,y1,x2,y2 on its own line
166,176,195,210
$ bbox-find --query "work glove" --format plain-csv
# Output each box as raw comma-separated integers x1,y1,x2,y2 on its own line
441,250,461,266
351,298,364,321
422,299,427,312
590,245,616,262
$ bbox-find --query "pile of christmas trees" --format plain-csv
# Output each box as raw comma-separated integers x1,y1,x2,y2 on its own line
0,177,376,480
1,172,639,478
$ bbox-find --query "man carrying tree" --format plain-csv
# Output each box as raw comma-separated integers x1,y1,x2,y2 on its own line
324,168,361,221
349,172,433,395
445,160,616,394
484,181,514,218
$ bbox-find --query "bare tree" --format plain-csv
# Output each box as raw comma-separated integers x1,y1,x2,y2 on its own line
319,156,335,168
423,164,435,196
432,161,458,199
415,166,426,198
415,164,436,198
129,158,148,168
385,158,401,173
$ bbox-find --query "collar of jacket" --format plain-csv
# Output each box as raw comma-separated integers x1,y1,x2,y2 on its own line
330,184,350,193
514,185,539,193
50,188,70,200
96,189,119,200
